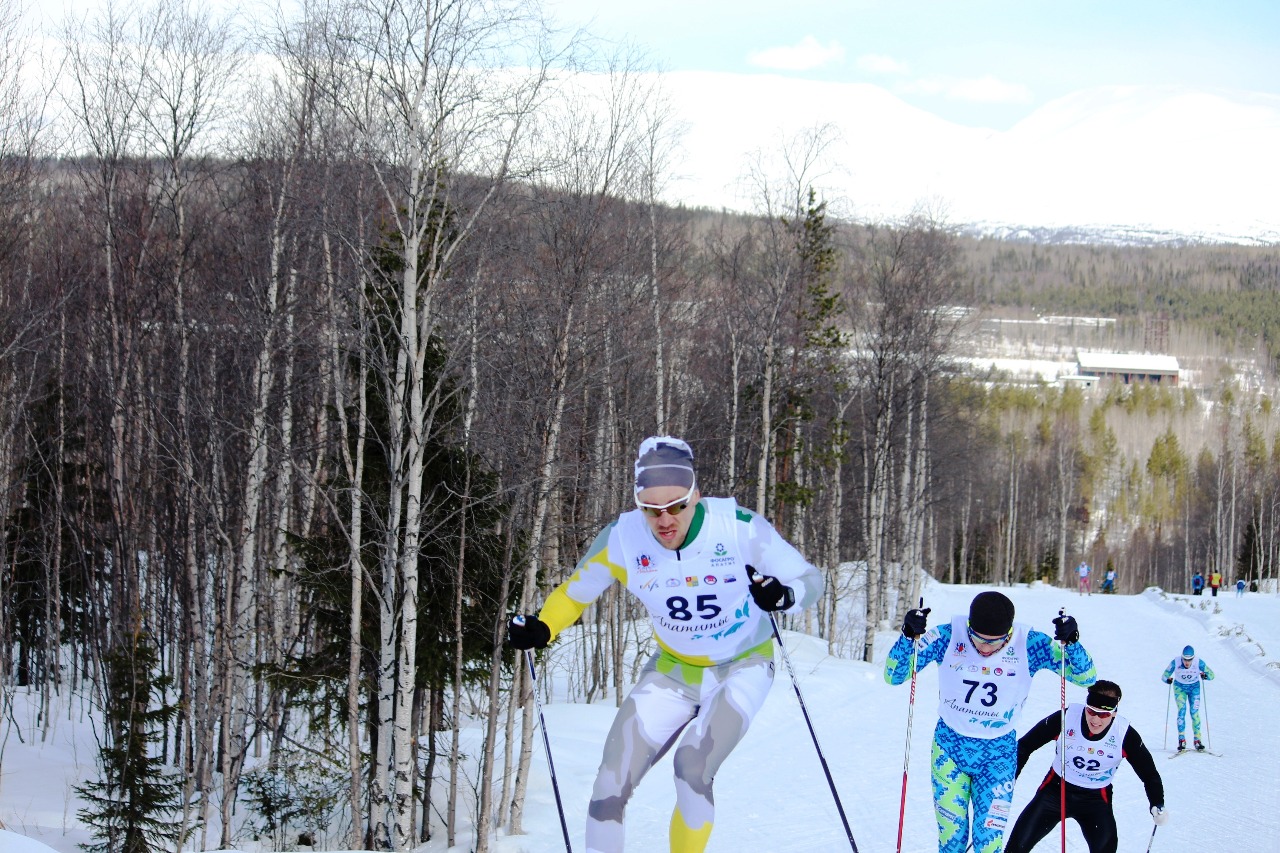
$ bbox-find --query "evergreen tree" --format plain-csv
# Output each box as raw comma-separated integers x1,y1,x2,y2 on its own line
76,630,190,853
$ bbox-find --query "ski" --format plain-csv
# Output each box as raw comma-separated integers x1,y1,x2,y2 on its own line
1168,749,1222,759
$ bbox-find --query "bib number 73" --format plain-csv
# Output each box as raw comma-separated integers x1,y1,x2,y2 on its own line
962,678,999,707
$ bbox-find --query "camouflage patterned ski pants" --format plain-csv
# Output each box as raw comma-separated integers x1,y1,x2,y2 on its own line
584,647,775,853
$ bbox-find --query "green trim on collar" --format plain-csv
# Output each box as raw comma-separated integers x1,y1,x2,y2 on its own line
679,501,706,548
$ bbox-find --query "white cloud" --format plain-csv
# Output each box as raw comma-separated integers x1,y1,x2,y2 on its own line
747,35,845,71
856,53,909,75
901,74,1032,104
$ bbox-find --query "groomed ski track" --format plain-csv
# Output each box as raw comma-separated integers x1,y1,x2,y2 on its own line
514,581,1280,852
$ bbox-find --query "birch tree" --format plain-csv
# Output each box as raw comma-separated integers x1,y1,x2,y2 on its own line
847,217,962,660
501,53,664,834
0,0,46,704
301,0,556,845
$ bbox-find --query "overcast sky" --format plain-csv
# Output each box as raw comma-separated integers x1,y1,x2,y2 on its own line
543,0,1280,130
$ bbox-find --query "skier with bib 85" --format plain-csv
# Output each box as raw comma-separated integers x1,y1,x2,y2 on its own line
1163,645,1214,752
1005,680,1167,853
884,591,1096,853
507,436,823,853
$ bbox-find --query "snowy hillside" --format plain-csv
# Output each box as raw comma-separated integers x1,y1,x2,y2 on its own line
2,580,1277,852
500,582,1280,853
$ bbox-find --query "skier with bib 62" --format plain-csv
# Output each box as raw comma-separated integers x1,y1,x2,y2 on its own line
1005,680,1167,853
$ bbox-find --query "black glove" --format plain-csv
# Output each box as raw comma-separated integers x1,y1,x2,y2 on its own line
507,615,551,650
1052,613,1080,644
1165,677,1173,684
903,607,931,639
746,565,795,612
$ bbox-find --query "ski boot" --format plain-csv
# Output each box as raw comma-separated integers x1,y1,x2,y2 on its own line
1177,737,1187,752
1194,738,1205,751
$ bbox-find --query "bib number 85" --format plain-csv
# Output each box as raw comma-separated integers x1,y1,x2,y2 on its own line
667,595,722,621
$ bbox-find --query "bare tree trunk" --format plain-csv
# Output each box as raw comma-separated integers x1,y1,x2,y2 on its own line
1005,450,1019,586
329,247,370,849
446,275,483,846
727,326,741,490
756,338,775,514
510,305,574,835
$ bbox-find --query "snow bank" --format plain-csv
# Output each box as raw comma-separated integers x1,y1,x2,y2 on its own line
1142,586,1280,687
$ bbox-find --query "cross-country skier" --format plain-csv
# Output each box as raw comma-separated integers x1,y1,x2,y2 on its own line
1005,680,1167,853
1162,645,1214,751
885,591,1096,853
507,436,823,853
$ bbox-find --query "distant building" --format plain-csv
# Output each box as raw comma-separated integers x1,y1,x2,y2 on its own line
1058,374,1097,390
1075,351,1180,385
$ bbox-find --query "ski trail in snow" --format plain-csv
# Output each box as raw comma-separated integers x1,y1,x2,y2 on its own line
4,581,1279,852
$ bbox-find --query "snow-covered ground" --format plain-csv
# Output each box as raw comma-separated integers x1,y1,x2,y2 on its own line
3,580,1277,852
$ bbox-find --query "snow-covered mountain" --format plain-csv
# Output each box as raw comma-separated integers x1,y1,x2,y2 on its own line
657,72,1280,245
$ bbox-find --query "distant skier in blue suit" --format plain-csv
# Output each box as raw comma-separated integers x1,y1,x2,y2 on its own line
1162,645,1214,751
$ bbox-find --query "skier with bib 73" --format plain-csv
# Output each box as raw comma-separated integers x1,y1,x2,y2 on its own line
884,591,1096,853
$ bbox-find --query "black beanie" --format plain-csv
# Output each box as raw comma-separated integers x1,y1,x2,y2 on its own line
968,591,1015,636
1087,680,1122,711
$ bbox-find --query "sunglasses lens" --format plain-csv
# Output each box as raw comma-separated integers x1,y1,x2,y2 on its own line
641,501,687,518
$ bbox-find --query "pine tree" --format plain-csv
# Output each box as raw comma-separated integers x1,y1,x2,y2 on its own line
76,630,191,853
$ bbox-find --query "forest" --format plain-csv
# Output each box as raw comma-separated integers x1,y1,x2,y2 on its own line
1,0,1279,851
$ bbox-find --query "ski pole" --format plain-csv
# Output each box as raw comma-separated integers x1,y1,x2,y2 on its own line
1200,676,1211,749
767,613,860,852
895,598,923,853
1162,678,1172,750
1058,608,1068,853
1146,823,1158,852
518,636,573,852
